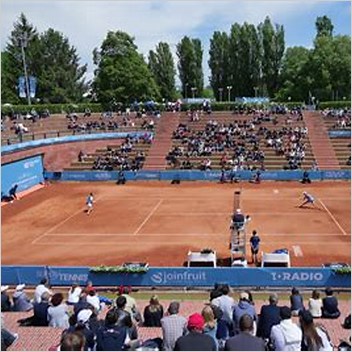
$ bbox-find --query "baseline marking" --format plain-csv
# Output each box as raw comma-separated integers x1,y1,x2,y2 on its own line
318,199,347,236
133,199,163,235
292,245,303,257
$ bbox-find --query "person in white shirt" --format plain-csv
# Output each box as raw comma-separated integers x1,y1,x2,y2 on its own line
211,284,234,326
270,306,302,351
308,289,323,318
34,278,52,304
67,284,82,305
86,288,101,312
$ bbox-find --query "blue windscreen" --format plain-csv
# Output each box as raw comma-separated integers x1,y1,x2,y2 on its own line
1,155,44,196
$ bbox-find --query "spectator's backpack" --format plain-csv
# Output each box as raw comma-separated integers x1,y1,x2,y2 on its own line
343,314,351,329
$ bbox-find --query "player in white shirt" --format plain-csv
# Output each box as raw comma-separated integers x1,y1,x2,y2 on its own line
86,193,94,215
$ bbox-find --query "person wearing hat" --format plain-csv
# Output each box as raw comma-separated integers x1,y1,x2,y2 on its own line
232,292,257,335
270,306,302,351
161,301,187,351
1,286,12,312
299,310,333,351
256,293,281,340
174,313,216,351
13,284,33,312
225,314,266,351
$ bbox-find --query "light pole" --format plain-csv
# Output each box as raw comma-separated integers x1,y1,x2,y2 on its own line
185,83,189,99
18,33,31,106
218,88,223,102
226,86,232,102
254,87,259,98
191,87,197,99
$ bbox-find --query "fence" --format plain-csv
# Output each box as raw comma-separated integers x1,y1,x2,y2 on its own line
1,266,350,288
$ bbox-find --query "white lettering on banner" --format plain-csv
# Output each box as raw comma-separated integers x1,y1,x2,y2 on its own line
49,270,88,283
151,271,207,285
270,272,324,282
94,172,112,180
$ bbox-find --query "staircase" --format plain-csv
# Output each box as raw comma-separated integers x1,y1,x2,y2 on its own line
143,113,180,170
303,112,340,170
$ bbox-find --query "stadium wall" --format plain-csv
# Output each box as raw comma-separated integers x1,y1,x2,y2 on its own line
1,266,350,288
1,155,44,195
44,169,351,182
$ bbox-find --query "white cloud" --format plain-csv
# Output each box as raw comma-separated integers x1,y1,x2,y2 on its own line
0,0,348,85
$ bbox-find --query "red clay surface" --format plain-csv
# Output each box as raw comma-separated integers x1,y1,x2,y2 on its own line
2,181,350,267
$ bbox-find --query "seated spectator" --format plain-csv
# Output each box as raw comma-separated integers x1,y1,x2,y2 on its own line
114,295,138,340
96,309,129,351
1,315,18,351
299,310,333,351
60,331,85,351
34,278,52,304
174,313,216,351
86,288,101,313
68,284,82,305
270,306,302,351
120,287,140,323
232,292,257,335
13,284,33,312
308,290,322,318
322,287,340,319
1,286,12,312
290,287,304,316
161,301,187,351
143,295,164,327
225,314,265,351
33,292,50,326
202,305,218,350
211,284,234,332
48,293,70,328
256,293,281,340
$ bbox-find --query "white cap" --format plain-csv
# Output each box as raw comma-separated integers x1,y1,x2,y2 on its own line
77,309,93,323
236,209,241,213
303,191,307,195
1,285,9,292
16,284,25,291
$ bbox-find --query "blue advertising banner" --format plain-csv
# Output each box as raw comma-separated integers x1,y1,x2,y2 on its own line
18,76,26,98
29,76,37,98
1,155,44,196
329,130,351,138
1,266,350,288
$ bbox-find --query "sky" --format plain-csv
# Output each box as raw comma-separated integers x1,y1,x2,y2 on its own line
1,0,351,86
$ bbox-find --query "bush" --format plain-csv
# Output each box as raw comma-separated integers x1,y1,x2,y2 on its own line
89,265,148,274
318,101,351,110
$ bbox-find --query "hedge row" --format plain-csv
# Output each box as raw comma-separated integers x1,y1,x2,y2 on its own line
318,101,351,110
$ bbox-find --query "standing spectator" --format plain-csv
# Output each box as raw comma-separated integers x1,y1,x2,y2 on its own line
60,331,85,351
47,293,69,328
290,287,304,316
308,290,322,318
34,278,52,304
299,310,333,351
211,284,235,330
256,293,281,340
174,313,216,351
33,292,50,326
249,230,261,265
161,301,187,351
202,305,218,350
225,314,265,351
322,287,340,319
68,284,82,305
270,306,302,351
233,292,257,335
13,284,33,312
1,286,12,312
143,295,164,327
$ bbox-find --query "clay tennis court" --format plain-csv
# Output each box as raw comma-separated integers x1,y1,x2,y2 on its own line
2,181,350,267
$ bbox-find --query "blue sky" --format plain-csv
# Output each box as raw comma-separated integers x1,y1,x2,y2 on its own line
1,1,351,85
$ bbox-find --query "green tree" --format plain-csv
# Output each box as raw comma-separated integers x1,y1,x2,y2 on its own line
315,15,334,38
93,31,160,105
177,36,204,98
228,23,241,98
36,28,87,103
2,13,40,104
148,42,176,101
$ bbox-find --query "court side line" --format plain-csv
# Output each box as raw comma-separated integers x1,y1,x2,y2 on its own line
318,199,347,236
31,196,103,244
133,199,163,235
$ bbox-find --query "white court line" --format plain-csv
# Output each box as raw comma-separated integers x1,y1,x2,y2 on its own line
133,199,163,235
292,245,303,257
318,199,347,236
